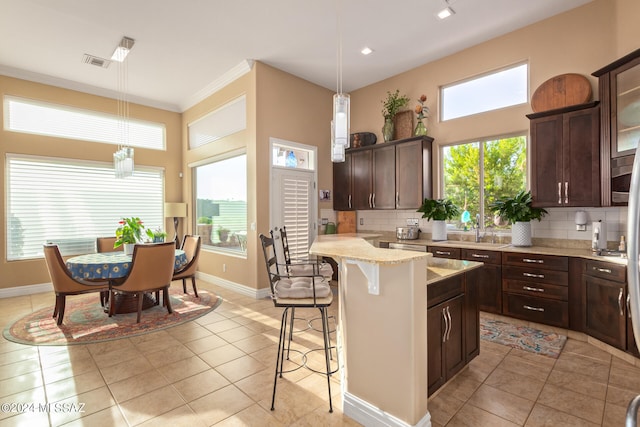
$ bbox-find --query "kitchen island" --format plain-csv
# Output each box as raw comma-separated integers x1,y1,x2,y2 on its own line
310,235,482,427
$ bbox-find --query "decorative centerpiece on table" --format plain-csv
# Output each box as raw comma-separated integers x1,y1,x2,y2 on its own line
381,90,409,142
417,198,460,241
414,94,429,136
489,190,548,247
114,217,146,255
146,227,167,243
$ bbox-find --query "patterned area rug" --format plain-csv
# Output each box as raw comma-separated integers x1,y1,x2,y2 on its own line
480,317,567,358
3,288,221,346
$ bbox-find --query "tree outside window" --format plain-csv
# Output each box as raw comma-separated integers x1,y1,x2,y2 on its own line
442,136,526,230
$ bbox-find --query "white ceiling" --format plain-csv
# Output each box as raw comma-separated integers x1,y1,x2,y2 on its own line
0,0,592,112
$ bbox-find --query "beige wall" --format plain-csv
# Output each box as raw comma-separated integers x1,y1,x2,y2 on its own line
0,76,182,290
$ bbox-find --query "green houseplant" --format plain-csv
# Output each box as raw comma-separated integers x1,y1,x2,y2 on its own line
381,90,410,142
146,227,167,243
114,217,146,253
417,198,460,241
489,190,548,246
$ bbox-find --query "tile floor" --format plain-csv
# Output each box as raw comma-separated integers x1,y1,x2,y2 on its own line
0,279,639,426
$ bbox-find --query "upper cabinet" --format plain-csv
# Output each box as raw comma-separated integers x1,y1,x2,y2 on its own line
333,136,433,211
593,48,640,206
528,102,600,208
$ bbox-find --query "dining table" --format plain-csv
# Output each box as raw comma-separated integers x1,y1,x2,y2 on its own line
66,249,188,314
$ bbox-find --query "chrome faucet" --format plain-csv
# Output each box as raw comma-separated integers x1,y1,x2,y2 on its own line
475,214,482,243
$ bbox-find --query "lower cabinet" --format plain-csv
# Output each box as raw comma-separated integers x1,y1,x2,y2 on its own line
461,249,502,314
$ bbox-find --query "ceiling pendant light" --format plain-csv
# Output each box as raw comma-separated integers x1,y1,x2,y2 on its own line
331,1,350,163
113,36,135,178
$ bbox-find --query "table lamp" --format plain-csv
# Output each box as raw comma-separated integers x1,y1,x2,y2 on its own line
164,202,187,247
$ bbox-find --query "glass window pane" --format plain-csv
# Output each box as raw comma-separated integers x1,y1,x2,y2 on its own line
442,63,528,121
443,142,480,230
194,154,247,253
188,96,246,149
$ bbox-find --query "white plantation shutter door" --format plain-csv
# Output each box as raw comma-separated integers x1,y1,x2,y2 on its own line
280,174,312,260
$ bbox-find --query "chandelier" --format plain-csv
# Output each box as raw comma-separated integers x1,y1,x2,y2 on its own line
112,37,135,178
331,4,350,163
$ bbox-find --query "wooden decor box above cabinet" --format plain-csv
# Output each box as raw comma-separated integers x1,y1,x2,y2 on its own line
332,136,433,211
527,102,600,208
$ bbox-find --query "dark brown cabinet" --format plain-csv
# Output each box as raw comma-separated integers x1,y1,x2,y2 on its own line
333,136,433,211
427,246,461,259
528,103,600,208
461,248,502,315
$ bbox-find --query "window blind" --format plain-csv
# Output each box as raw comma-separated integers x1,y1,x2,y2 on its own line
281,175,311,260
6,154,164,260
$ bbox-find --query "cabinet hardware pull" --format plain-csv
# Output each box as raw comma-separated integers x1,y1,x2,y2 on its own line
618,288,624,316
368,193,372,209
436,251,451,256
471,254,490,259
558,182,562,204
396,192,399,206
628,294,632,318
442,307,449,343
523,305,545,312
372,193,376,208
523,272,545,279
593,267,612,274
348,194,352,209
523,285,545,292
564,182,569,204
522,258,544,264
445,306,452,341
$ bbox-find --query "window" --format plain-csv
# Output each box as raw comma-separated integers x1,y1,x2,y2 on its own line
194,153,247,253
6,154,164,261
442,135,526,230
4,96,166,150
441,63,528,121
188,96,246,149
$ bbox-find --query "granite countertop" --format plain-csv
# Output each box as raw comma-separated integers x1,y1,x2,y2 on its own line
311,234,431,264
427,257,483,284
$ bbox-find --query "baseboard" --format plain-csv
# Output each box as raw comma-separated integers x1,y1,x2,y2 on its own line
343,392,431,427
196,272,271,299
0,282,53,298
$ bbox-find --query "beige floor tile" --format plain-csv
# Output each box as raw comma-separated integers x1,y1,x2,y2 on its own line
137,404,208,427
203,318,243,334
165,322,213,343
212,403,284,426
189,384,254,425
216,326,260,343
130,330,183,354
49,385,116,426
498,353,553,381
0,370,43,398
0,347,39,366
233,333,278,354
183,334,229,354
172,369,230,403
108,369,169,403
602,401,640,426
428,391,466,426
44,370,106,401
607,384,640,407
484,367,546,401
447,402,519,427
562,338,613,363
554,352,611,383
0,408,50,426
435,372,482,402
89,344,142,370
0,386,46,421
144,343,195,368
99,355,154,385
160,355,211,384
118,385,186,426
61,405,128,427
256,379,329,425
608,363,640,392
546,368,608,400
38,345,92,369
467,384,534,425
537,382,605,424
524,403,600,426
0,358,42,381
42,356,98,385
216,354,267,383
235,369,278,402
199,344,246,368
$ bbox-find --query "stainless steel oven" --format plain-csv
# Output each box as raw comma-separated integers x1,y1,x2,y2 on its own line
388,242,428,252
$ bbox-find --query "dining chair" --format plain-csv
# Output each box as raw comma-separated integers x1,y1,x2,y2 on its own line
273,226,334,279
96,236,121,253
259,233,335,413
43,243,109,325
108,242,175,323
172,235,201,297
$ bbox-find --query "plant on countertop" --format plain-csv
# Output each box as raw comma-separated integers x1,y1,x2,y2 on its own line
146,227,167,240
417,198,461,221
114,217,146,248
488,190,548,223
381,89,410,120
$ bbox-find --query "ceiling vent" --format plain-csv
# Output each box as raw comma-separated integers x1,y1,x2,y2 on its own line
82,54,111,69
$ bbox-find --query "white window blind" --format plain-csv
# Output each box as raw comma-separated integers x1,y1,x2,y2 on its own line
4,96,166,150
6,154,164,260
281,175,311,260
188,96,246,149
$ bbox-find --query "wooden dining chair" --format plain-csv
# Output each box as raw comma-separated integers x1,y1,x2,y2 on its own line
96,236,121,253
43,244,109,325
108,242,176,323
172,235,201,297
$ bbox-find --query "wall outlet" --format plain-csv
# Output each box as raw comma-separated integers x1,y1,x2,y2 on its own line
321,218,328,225
360,218,364,225
407,218,419,226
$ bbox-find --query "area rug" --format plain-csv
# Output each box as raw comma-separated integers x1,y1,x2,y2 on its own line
3,288,222,346
480,317,567,358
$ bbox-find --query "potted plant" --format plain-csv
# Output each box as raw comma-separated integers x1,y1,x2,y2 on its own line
489,190,548,246
114,217,146,254
197,216,213,245
381,89,409,142
417,198,460,241
146,227,167,243
217,226,230,243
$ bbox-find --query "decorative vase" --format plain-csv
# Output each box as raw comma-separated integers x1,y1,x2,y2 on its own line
124,243,135,255
431,220,447,241
511,221,532,247
153,236,164,243
382,118,394,142
414,119,427,136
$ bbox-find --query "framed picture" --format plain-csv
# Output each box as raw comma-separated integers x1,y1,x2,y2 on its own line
319,190,331,201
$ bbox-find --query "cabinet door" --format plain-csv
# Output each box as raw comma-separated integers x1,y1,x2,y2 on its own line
372,145,396,209
530,114,564,207
427,304,445,396
583,274,626,349
474,264,502,314
563,106,600,207
444,295,465,380
628,308,640,357
351,150,373,209
464,273,480,360
396,139,424,209
332,152,352,210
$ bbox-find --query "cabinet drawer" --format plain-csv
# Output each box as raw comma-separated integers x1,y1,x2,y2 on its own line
583,260,626,283
461,249,501,265
503,279,568,301
502,252,568,271
503,293,568,328
427,275,464,308
428,246,461,259
502,265,568,287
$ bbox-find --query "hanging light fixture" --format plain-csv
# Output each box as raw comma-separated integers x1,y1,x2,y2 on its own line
331,1,350,163
113,36,135,178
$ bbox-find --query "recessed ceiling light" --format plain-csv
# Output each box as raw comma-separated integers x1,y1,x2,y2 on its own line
437,7,455,20
361,47,373,55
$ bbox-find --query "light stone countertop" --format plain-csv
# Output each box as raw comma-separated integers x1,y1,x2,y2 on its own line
426,257,483,284
311,234,431,264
